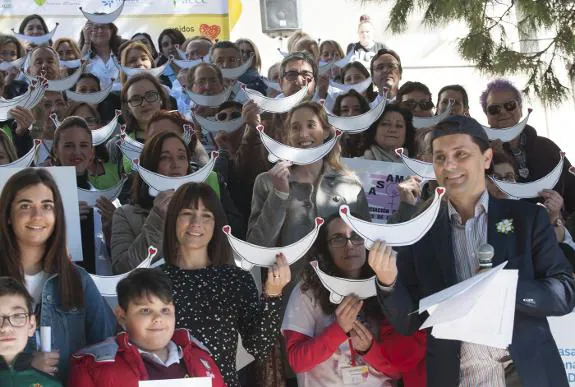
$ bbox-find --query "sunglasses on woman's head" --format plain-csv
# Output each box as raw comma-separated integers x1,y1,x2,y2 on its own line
486,100,517,115
216,111,242,121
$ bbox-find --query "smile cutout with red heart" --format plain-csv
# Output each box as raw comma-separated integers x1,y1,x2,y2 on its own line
200,24,221,41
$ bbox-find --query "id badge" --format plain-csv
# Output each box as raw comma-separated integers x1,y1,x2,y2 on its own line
341,365,369,385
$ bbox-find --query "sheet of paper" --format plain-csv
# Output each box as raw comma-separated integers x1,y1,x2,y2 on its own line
420,269,499,329
139,377,212,387
427,270,518,348
418,261,508,313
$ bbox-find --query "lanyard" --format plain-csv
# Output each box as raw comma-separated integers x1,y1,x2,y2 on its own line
348,338,357,367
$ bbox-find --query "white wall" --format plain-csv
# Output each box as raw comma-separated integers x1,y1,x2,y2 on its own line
231,0,575,157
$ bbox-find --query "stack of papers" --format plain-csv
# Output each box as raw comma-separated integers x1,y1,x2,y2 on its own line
417,262,518,348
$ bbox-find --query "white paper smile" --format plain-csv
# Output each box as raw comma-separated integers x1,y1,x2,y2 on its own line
89,246,157,297
258,126,341,165
80,0,125,24
66,81,113,104
0,56,26,71
412,100,453,129
329,77,372,94
187,87,232,107
326,96,386,133
194,113,245,134
0,79,47,120
318,61,333,76
60,59,82,69
243,85,308,114
339,187,446,249
118,140,141,164
490,152,564,198
77,177,127,207
120,60,171,79
220,57,253,80
170,56,204,69
482,109,532,142
133,151,219,196
223,217,324,271
0,140,39,168
334,50,356,68
25,65,84,92
310,261,376,304
92,110,121,146
262,78,281,91
12,24,59,45
396,148,436,180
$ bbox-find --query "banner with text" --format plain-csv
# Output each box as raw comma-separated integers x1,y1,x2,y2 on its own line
0,0,230,43
549,313,575,385
342,158,411,224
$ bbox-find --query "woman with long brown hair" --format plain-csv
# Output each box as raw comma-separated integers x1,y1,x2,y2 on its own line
0,168,115,381
161,182,290,387
283,212,426,386
79,19,123,87
110,128,228,274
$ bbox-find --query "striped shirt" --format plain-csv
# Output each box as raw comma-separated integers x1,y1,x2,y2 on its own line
447,190,511,387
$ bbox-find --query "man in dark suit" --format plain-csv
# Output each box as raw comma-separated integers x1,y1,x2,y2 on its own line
369,115,575,387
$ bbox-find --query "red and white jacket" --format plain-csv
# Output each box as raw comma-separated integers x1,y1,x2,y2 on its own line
68,328,226,387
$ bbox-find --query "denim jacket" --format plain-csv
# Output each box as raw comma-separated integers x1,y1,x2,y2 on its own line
25,264,117,381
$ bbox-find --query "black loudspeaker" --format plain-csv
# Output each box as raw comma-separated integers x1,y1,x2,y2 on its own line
260,0,302,33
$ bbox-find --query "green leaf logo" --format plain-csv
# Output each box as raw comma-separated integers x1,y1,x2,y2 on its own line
34,0,46,5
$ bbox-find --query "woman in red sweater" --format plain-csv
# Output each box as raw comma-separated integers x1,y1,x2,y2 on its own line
282,212,426,386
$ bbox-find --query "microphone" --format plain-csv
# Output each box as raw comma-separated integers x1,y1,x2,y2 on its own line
477,244,494,271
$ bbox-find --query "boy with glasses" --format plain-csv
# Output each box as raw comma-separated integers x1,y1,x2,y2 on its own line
0,277,62,386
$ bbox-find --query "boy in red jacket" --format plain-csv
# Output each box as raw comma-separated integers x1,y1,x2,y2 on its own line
68,269,225,387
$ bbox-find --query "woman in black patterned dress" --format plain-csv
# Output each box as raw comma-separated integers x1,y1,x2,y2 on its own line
161,182,291,386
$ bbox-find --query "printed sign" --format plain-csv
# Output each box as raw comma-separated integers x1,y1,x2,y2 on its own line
549,312,575,385
342,158,411,224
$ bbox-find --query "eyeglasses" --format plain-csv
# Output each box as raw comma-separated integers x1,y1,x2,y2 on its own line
401,99,434,112
492,172,516,182
373,63,399,72
240,49,254,59
486,100,517,116
92,24,110,31
328,233,364,248
127,90,160,107
193,77,220,87
216,111,242,121
0,313,30,328
283,70,314,83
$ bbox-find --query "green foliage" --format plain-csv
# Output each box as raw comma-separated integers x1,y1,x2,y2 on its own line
361,0,575,106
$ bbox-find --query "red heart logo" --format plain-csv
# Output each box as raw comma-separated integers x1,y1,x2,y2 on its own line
212,151,219,158
148,246,158,257
560,151,565,158
527,108,533,113
569,166,575,173
340,206,348,215
222,225,231,234
199,24,221,41
115,109,122,117
315,217,324,226
437,187,445,195
133,159,140,165
395,148,404,156
335,129,342,136
256,125,264,133
33,139,41,146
